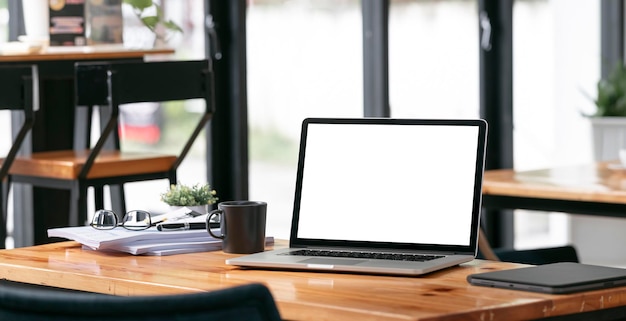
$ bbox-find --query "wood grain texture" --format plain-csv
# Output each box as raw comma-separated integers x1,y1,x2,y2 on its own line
482,162,626,204
10,150,177,179
1,240,625,320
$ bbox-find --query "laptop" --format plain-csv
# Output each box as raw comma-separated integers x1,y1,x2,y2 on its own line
467,262,626,294
227,117,488,276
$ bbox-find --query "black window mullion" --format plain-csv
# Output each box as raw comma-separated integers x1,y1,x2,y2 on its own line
479,0,514,249
362,0,390,117
205,0,249,202
601,0,624,79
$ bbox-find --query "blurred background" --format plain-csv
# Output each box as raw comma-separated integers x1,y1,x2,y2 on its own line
0,0,608,264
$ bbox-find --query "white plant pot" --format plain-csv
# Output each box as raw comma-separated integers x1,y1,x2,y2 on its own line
589,117,626,161
169,205,208,215
22,0,49,38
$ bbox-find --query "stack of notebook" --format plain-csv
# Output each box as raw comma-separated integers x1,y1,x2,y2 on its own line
48,209,273,256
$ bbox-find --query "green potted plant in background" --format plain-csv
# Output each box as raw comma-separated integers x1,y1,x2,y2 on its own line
123,0,183,47
160,182,218,215
588,61,626,161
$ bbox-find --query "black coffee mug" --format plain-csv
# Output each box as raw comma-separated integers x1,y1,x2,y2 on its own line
207,201,267,254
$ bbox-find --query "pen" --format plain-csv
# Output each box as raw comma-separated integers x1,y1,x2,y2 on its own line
157,221,220,231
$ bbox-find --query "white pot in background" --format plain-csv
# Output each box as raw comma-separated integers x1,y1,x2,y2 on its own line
22,0,49,39
590,117,626,161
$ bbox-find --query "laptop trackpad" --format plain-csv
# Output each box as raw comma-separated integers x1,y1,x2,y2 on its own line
300,258,366,265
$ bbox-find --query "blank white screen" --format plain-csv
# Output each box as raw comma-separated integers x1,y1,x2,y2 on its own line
296,123,480,246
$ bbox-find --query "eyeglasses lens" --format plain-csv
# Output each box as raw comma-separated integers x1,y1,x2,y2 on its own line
90,210,118,230
122,210,151,231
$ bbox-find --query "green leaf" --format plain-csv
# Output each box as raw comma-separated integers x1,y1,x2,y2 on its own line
163,20,183,33
594,60,626,116
124,1,183,38
123,0,153,10
141,16,159,30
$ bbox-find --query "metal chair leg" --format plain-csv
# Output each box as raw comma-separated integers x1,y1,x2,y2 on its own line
94,186,105,211
78,184,89,226
109,184,126,217
0,179,8,249
70,182,90,227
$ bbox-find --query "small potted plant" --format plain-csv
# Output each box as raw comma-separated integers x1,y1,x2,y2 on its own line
588,61,626,160
593,61,626,117
160,182,218,215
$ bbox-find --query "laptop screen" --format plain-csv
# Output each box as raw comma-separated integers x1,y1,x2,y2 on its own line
291,118,487,251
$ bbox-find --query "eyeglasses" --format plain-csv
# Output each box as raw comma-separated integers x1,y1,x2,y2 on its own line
90,209,153,231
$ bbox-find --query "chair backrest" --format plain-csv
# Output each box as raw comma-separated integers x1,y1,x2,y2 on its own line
492,245,580,265
0,282,282,321
74,59,214,179
478,245,580,265
0,65,38,179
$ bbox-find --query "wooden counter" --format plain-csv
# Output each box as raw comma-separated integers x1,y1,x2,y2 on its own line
1,240,626,320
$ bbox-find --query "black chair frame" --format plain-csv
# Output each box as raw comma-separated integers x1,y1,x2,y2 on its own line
0,65,37,248
9,59,214,226
0,282,282,321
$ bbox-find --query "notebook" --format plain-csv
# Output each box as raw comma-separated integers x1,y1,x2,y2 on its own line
227,117,488,276
467,262,626,294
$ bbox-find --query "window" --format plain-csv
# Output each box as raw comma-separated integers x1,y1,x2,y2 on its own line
247,0,363,239
0,0,7,43
389,0,479,119
119,0,208,215
512,1,600,252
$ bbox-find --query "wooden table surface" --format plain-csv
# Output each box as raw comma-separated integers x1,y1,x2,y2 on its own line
481,162,626,250
1,241,626,320
482,162,626,204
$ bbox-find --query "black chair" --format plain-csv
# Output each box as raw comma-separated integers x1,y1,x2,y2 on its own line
9,59,214,226
0,282,282,321
487,245,579,265
478,228,579,265
0,65,37,249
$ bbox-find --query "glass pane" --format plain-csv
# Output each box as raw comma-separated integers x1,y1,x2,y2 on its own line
0,0,7,43
512,1,607,264
111,0,207,215
247,0,363,239
389,0,479,119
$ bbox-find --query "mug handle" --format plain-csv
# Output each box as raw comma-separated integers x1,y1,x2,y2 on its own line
207,209,223,239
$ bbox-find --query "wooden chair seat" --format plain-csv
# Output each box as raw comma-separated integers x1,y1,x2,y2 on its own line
10,151,177,180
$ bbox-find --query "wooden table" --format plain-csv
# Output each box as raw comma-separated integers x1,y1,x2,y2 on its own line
1,46,174,246
482,162,626,218
1,240,626,320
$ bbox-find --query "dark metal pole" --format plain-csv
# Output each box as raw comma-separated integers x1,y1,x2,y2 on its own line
362,0,390,117
479,0,514,248
204,0,249,202
601,0,624,78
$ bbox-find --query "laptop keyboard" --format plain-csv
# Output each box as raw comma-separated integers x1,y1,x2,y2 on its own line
284,249,444,262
